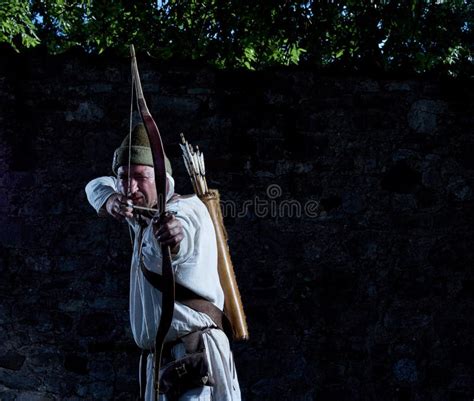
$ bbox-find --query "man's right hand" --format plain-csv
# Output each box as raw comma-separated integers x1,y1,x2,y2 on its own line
105,193,133,221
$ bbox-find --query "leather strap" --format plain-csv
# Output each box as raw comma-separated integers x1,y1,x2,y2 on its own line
140,263,206,302
140,263,233,340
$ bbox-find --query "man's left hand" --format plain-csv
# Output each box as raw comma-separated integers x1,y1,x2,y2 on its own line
153,213,184,253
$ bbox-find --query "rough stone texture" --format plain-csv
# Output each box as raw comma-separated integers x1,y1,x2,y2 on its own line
0,48,473,401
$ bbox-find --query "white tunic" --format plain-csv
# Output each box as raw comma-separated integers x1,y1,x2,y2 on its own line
85,176,241,401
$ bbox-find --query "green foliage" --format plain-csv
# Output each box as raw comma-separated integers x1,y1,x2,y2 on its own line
0,0,471,77
0,0,39,50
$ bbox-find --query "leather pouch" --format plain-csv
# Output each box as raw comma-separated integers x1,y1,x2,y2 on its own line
159,338,214,401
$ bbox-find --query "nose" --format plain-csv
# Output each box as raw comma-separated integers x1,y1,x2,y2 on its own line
128,178,139,194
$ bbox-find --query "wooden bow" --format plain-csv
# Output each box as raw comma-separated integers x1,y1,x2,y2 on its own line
130,44,175,400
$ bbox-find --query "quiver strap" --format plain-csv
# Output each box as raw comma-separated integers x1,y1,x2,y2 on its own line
140,263,233,340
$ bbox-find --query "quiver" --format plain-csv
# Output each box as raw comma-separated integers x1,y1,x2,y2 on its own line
199,189,249,341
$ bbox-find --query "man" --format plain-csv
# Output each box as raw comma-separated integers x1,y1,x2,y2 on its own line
85,124,240,401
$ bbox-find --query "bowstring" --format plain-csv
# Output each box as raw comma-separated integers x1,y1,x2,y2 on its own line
128,68,152,342
127,70,134,248
128,73,134,202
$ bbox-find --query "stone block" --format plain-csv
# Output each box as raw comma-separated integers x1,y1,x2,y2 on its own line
16,392,55,401
0,352,26,370
65,102,104,122
408,99,447,134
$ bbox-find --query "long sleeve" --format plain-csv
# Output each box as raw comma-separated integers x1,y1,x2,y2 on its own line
85,176,118,215
166,200,198,266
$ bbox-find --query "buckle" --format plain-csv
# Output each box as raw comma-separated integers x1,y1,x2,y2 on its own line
175,363,187,378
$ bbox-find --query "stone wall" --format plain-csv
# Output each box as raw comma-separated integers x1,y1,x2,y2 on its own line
0,48,473,401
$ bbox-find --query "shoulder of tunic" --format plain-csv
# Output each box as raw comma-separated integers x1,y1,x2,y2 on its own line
168,194,209,218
